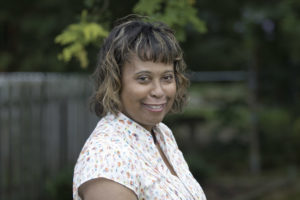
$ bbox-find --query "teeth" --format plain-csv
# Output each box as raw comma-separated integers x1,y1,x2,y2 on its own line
149,105,162,109
145,104,163,110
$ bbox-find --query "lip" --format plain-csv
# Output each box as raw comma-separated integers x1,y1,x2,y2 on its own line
142,103,166,112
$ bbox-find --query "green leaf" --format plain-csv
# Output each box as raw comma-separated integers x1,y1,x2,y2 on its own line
133,0,206,41
55,10,108,68
133,0,163,15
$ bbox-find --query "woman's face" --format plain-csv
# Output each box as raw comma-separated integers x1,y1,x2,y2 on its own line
120,56,176,132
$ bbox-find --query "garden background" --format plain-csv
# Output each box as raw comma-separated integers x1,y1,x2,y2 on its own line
1,0,300,199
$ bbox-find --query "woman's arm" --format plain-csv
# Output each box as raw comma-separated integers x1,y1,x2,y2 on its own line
78,178,138,200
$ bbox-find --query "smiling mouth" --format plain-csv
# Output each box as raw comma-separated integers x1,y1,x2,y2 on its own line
143,103,166,112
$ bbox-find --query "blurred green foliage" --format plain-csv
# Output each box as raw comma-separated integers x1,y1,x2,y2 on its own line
55,10,108,68
259,107,300,168
259,108,291,137
54,0,206,69
133,0,206,41
44,167,73,200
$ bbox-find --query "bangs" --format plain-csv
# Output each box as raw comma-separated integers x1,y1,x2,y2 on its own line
132,28,182,64
114,21,182,65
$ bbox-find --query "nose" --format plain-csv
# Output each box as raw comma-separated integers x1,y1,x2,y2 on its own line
150,80,164,98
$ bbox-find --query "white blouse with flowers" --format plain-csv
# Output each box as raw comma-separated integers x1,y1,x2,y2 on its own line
73,112,206,200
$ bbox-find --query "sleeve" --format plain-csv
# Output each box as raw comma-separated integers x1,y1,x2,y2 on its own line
72,137,141,200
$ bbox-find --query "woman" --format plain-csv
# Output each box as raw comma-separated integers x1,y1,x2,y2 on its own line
73,16,206,200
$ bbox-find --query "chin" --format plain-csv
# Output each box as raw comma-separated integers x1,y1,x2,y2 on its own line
144,115,165,125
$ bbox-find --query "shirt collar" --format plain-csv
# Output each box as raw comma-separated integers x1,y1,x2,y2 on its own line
107,112,158,144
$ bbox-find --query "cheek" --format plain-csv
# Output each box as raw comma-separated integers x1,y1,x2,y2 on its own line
168,83,177,98
121,84,147,102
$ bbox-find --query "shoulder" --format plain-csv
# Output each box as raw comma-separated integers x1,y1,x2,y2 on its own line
74,120,139,180
82,114,132,152
73,116,141,199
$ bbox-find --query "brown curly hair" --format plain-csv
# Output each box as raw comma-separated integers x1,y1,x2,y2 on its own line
90,16,190,117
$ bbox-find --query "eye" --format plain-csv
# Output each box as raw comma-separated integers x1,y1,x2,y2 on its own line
137,75,150,83
162,74,174,82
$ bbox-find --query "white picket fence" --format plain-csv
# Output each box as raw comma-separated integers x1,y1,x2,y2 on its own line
0,73,99,200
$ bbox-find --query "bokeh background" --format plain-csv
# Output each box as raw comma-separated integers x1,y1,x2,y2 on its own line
1,0,300,199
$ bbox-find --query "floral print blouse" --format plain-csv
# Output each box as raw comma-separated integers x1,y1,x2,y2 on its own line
73,113,206,200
